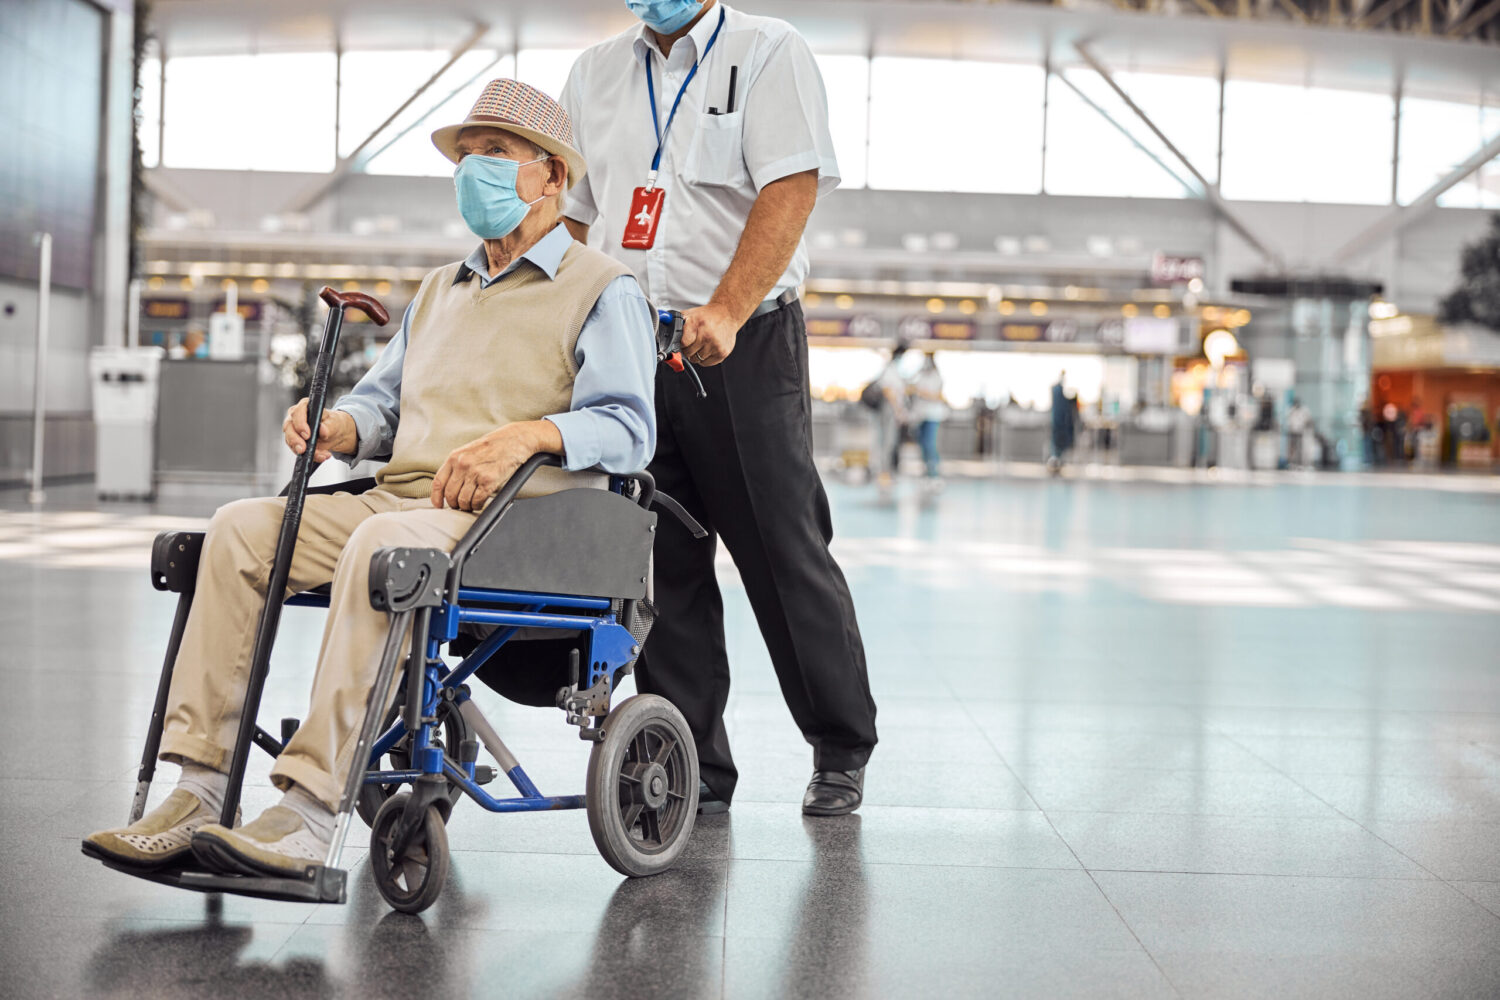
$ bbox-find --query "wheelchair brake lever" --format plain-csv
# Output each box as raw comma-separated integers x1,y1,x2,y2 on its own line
656,309,708,399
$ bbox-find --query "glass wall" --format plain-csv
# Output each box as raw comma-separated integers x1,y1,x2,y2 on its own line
347,51,514,177
867,57,1044,193
1221,80,1393,204
134,45,1497,211
1398,95,1500,208
1045,69,1218,198
162,53,338,172
817,54,870,189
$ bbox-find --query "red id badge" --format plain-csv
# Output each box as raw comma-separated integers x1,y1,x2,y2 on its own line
622,186,666,250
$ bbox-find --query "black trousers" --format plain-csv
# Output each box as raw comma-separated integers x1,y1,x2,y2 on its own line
638,301,877,803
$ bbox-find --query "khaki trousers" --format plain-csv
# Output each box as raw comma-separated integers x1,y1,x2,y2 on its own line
159,488,476,809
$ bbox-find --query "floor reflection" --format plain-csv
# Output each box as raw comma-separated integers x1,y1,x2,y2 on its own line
85,908,327,999
777,815,869,998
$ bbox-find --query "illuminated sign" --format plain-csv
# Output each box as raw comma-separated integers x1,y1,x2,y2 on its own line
930,321,975,340
143,298,190,320
1150,252,1205,286
1000,323,1046,342
805,318,851,337
213,300,264,322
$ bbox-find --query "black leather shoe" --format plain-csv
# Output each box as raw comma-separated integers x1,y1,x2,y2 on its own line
698,780,729,815
802,767,865,816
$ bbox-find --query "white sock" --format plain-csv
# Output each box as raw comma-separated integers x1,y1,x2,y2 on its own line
279,783,335,843
176,762,228,816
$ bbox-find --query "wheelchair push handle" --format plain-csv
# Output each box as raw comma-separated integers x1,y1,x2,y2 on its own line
319,286,391,327
655,309,707,399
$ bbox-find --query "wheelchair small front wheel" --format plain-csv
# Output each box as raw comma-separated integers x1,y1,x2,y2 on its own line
369,792,449,914
357,697,469,828
585,694,699,878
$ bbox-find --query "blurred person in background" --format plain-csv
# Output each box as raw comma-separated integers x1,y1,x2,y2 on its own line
911,351,947,486
560,0,877,817
866,344,909,500
1285,396,1312,469
1048,370,1077,474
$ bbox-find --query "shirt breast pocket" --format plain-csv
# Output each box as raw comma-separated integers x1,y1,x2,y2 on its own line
683,111,748,188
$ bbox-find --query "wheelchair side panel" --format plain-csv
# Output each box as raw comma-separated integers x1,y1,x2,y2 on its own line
459,488,656,600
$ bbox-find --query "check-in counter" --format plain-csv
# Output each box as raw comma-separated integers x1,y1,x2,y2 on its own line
1118,425,1175,465
156,359,290,491
999,423,1049,462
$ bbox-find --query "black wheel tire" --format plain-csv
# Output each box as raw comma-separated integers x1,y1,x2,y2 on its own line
369,792,449,914
585,694,699,878
356,697,469,828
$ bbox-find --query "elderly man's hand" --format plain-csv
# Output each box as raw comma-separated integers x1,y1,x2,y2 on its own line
432,420,562,512
283,398,358,462
680,301,742,367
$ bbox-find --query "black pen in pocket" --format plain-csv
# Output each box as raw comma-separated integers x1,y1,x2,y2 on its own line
726,65,738,114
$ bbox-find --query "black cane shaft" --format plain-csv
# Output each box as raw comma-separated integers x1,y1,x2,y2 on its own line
218,305,348,826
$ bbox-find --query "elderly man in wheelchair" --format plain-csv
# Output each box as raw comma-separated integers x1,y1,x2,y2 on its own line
83,80,702,912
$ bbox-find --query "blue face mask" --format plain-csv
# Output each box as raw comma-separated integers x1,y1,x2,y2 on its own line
625,0,704,34
453,153,548,240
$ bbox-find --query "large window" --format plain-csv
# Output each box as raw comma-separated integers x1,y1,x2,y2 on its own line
137,47,161,168
347,50,513,177
516,49,584,104
817,54,869,189
162,53,338,172
867,57,1044,194
1221,80,1393,204
1398,96,1500,208
1045,69,1218,198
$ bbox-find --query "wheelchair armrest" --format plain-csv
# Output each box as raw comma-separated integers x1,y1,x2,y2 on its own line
277,470,378,499
368,546,451,612
151,531,205,593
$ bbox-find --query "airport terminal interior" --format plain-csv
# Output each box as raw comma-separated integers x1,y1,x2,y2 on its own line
4,0,1500,997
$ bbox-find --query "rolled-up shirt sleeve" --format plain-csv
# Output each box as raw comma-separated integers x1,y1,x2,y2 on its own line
544,275,657,473
742,30,841,195
328,301,408,466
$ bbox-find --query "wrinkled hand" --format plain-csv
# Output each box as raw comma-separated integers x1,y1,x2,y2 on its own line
432,423,545,512
282,398,357,462
679,301,742,367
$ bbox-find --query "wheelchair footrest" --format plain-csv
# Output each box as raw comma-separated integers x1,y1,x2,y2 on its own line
90,851,347,904
177,866,346,904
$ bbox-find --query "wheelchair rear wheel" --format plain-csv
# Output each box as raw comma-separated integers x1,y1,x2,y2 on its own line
369,791,449,914
357,696,469,827
585,694,699,878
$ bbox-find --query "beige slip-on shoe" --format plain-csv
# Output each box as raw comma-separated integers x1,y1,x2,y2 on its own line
82,789,239,870
191,806,329,878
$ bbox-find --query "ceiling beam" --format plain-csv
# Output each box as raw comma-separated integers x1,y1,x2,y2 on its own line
1277,0,1313,23
1050,70,1202,195
1358,0,1412,27
1447,0,1500,33
1331,128,1500,264
286,22,490,214
1073,41,1285,271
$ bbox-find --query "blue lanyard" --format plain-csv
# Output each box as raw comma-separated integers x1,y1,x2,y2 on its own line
645,6,726,181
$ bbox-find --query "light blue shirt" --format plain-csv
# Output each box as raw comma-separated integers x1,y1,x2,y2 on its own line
331,224,657,474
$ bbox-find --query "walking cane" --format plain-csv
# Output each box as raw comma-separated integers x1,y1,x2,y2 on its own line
216,287,390,827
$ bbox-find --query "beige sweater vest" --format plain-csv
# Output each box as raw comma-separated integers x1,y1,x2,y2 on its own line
375,241,632,501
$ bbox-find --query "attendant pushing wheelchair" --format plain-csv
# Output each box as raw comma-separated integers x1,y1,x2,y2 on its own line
84,80,697,910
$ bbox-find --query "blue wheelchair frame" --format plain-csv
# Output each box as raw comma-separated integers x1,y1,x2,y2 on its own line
285,495,642,818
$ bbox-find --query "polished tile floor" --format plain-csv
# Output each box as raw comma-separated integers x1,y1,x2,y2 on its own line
2,469,1499,999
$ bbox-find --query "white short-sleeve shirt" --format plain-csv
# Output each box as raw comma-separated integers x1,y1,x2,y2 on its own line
561,3,840,311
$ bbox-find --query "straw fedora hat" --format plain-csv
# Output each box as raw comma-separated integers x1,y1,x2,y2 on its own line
431,78,587,188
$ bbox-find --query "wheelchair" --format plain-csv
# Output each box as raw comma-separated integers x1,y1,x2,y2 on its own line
86,287,708,914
